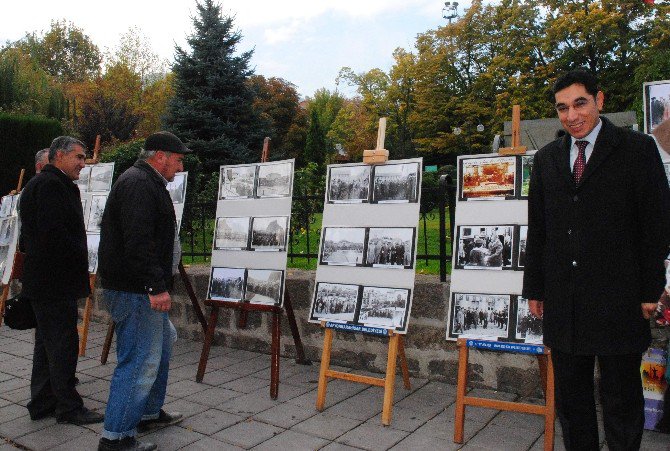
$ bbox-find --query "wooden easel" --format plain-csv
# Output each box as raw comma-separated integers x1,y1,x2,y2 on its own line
195,137,310,399
0,169,26,326
498,105,528,155
316,323,411,425
453,339,555,450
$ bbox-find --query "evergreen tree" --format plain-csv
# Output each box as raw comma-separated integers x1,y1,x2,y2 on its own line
304,108,327,168
164,0,267,177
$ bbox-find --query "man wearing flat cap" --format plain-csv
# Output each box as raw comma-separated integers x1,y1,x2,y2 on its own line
98,131,190,451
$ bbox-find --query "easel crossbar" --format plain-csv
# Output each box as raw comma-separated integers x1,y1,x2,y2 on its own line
462,396,547,415
324,370,386,387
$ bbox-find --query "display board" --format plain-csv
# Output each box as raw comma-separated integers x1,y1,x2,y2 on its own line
0,194,20,284
167,171,188,233
446,152,543,344
207,160,294,307
308,158,422,334
643,79,670,134
77,162,114,274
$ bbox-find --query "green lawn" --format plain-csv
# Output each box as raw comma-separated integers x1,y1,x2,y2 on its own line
181,209,452,276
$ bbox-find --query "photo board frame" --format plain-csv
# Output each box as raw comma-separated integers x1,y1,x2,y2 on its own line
79,162,115,274
208,160,294,307
166,171,188,235
0,194,20,285
447,151,543,344
643,79,670,134
309,158,422,334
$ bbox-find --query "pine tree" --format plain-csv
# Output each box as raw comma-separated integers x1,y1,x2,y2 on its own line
164,0,267,176
304,108,326,169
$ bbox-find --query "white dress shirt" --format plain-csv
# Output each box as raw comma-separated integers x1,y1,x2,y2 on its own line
569,119,603,169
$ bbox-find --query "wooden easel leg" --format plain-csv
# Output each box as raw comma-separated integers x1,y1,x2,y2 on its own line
397,335,411,390
316,328,334,411
178,262,207,333
283,291,309,364
543,351,555,451
454,339,469,443
270,309,280,399
101,321,115,364
382,333,400,426
196,306,219,383
537,354,548,397
78,297,92,356
0,284,9,327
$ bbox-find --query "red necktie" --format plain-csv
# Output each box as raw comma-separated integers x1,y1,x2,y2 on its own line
573,140,588,184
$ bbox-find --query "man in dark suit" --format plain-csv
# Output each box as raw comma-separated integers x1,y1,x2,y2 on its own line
523,69,670,450
20,136,104,425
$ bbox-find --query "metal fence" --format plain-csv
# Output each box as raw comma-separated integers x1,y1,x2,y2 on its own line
180,176,456,282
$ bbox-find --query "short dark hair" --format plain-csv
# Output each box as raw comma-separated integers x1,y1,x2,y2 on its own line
552,69,600,98
48,136,86,161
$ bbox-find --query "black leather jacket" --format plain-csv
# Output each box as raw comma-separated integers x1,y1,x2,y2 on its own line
99,160,176,294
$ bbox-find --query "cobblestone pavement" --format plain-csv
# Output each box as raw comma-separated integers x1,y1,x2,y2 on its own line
1,323,669,450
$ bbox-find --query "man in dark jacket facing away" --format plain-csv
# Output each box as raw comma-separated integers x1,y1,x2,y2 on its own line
20,136,104,425
98,132,189,451
523,69,670,450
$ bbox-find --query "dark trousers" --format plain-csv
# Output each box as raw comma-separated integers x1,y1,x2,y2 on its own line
27,298,83,419
551,349,644,451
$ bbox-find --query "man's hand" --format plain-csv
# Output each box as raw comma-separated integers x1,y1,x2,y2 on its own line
149,291,171,312
529,300,543,318
641,302,657,320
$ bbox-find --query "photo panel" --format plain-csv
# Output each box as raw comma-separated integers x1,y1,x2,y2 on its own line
256,161,293,198
245,269,284,305
87,233,100,274
81,199,88,216
0,245,8,278
166,172,187,204
87,195,107,232
515,297,543,344
644,80,670,133
359,286,410,330
520,156,533,199
213,217,250,250
366,227,415,269
449,293,511,340
517,226,528,268
250,216,288,251
89,164,114,192
327,165,371,203
10,194,19,216
0,195,13,217
0,217,15,246
208,267,246,302
176,219,181,235
455,225,514,270
320,227,366,266
219,164,256,199
459,156,516,201
372,162,420,203
76,166,92,192
310,282,359,323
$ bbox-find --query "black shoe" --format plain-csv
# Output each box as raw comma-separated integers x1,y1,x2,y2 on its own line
56,406,104,425
137,409,183,432
98,437,157,451
29,406,56,421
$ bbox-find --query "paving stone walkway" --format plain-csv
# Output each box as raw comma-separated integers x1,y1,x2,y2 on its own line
2,323,669,450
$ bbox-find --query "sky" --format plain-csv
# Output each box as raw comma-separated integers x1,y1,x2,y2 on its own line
0,0,475,98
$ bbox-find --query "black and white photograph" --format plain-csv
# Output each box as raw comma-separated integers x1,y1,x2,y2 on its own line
88,164,114,192
10,194,19,216
250,216,288,251
366,227,415,268
219,165,256,199
208,267,246,301
75,165,91,192
87,195,107,232
327,165,371,203
320,227,366,266
450,293,510,339
644,80,670,133
517,226,528,268
0,245,8,278
245,269,283,305
256,161,293,198
87,233,100,274
0,195,13,217
515,297,543,344
455,225,514,270
311,282,359,322
359,286,410,329
214,217,250,250
0,218,15,246
81,199,88,217
166,172,187,204
372,162,419,203
176,220,181,234
460,156,516,200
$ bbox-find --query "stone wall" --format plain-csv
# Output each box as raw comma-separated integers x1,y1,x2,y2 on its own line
87,265,550,397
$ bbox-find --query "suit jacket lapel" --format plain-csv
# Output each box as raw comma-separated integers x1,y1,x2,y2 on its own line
550,134,574,189
578,117,618,188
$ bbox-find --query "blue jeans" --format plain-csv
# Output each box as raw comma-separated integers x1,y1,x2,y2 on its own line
102,290,174,440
